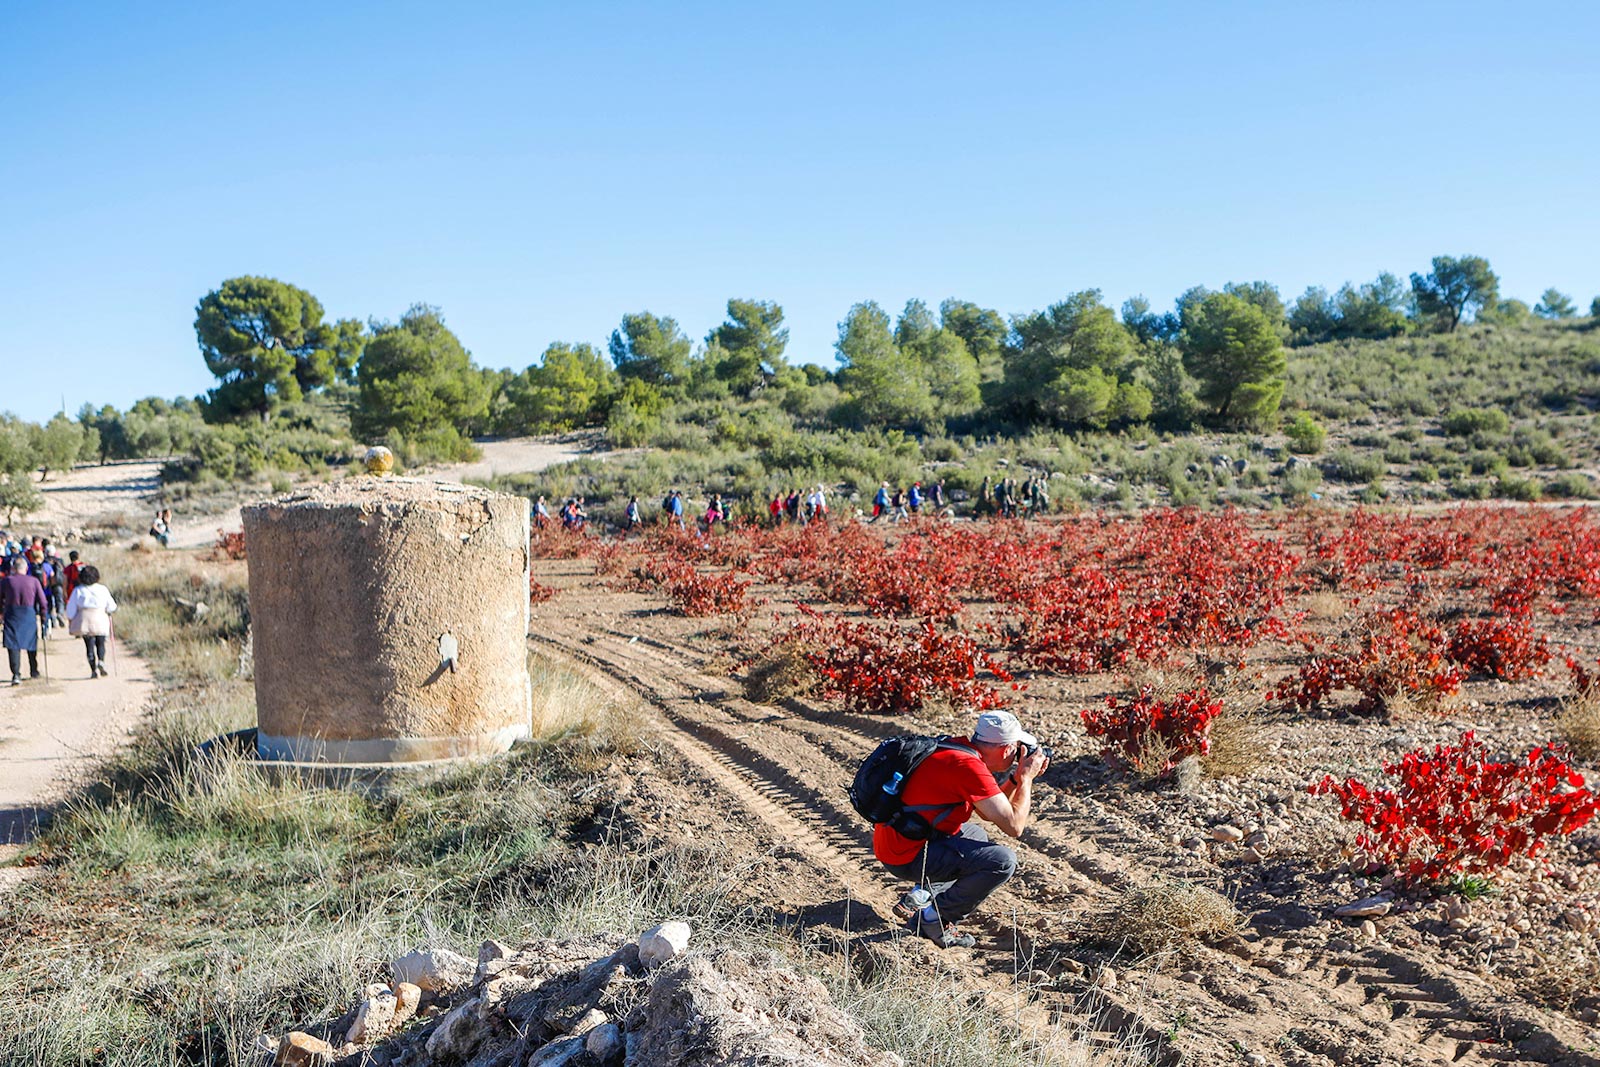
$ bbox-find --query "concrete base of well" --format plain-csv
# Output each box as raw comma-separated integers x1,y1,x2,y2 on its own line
255,723,531,764
200,729,533,793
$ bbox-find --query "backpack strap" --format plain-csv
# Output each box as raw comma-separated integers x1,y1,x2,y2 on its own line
898,739,980,831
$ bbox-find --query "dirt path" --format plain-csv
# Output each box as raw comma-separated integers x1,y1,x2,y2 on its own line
530,556,1600,1067
23,435,608,550
28,459,165,536
0,628,153,887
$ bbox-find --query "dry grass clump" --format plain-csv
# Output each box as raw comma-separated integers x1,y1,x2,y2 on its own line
1380,683,1464,724
1299,590,1350,620
528,651,643,761
1201,706,1271,779
1520,950,1600,1014
1555,690,1600,763
743,642,818,705
1128,731,1180,785
1099,881,1242,961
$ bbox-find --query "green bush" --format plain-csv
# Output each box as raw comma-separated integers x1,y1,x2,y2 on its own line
1467,450,1509,476
1284,412,1327,454
1321,449,1386,484
1442,408,1510,436
1281,462,1322,502
1546,472,1598,499
1496,474,1542,501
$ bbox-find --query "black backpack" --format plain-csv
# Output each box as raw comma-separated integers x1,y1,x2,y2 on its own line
848,736,975,841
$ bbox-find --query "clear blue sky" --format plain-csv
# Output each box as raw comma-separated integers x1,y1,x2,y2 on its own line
3,2,1597,424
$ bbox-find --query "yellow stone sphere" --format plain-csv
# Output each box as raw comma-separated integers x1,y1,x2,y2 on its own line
364,446,395,475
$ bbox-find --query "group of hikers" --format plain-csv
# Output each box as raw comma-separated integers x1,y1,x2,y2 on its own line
0,535,118,685
868,480,948,522
976,474,1049,518
532,472,1056,539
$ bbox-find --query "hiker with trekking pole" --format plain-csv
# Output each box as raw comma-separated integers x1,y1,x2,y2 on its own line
1,557,49,686
65,564,117,678
850,709,1051,949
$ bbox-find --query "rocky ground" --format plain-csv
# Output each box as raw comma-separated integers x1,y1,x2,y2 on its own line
268,924,901,1067
507,540,1600,1067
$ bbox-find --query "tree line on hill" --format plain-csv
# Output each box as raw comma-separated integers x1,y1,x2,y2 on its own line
190,255,1594,442
3,254,1593,515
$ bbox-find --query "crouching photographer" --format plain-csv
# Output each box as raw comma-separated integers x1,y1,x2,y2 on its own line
872,710,1051,949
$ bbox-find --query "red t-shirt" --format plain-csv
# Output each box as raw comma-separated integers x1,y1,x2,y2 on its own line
871,738,1001,866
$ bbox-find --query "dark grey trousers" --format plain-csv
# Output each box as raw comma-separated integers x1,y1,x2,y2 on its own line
880,822,1017,924
7,649,38,679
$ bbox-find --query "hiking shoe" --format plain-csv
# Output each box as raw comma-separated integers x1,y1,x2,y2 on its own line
908,912,976,949
892,887,932,921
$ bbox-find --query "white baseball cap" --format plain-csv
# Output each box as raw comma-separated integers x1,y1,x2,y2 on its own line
972,710,1037,748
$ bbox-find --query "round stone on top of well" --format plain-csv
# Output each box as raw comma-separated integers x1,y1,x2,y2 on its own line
242,478,532,765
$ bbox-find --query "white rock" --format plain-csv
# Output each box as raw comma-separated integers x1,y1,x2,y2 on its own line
478,939,514,963
568,1007,608,1036
1211,825,1245,843
526,1036,587,1066
425,998,486,1060
346,989,398,1044
1093,965,1117,990
393,982,422,1024
274,1033,334,1067
393,947,476,992
1334,895,1392,919
1360,919,1378,940
638,921,693,969
585,1022,624,1062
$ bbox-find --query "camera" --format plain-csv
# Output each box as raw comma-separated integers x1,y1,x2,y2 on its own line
1023,742,1053,761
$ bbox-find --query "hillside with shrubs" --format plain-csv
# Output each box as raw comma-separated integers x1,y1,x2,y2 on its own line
9,258,1598,524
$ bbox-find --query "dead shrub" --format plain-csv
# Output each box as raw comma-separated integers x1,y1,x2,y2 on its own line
1299,591,1349,620
1129,730,1179,785
742,643,817,705
1520,951,1600,1014
1201,706,1270,779
1555,690,1600,763
1381,683,1464,724
1099,881,1242,962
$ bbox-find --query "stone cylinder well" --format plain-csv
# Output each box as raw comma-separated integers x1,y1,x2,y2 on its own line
242,479,532,763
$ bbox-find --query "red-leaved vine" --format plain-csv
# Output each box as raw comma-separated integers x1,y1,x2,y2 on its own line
1080,686,1224,774
1309,731,1598,882
1446,616,1551,681
794,610,1014,715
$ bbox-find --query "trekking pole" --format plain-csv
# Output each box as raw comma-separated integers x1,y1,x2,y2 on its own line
109,617,118,677
38,612,48,683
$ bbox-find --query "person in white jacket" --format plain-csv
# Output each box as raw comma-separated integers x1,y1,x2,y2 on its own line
64,564,117,678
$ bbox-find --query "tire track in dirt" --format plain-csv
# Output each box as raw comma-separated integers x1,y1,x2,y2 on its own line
531,579,1600,1066
532,626,1188,1062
